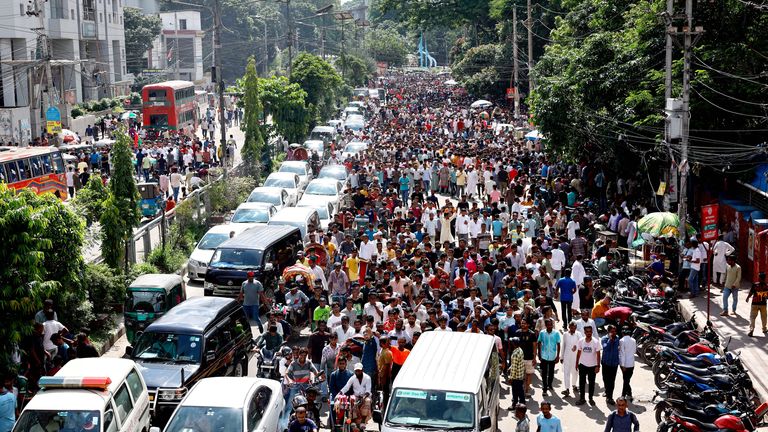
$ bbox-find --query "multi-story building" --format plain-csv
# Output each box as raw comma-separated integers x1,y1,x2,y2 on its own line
0,0,130,143
147,11,204,83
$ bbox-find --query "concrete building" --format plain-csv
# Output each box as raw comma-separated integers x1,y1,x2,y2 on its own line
0,0,130,143
123,0,159,14
147,11,204,83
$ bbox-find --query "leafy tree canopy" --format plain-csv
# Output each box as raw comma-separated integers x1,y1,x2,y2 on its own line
124,8,162,75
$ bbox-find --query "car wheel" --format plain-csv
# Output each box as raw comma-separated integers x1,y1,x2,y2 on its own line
233,360,245,377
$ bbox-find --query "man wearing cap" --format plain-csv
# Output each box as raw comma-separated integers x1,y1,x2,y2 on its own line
285,283,310,327
240,271,268,333
307,256,327,291
339,362,373,424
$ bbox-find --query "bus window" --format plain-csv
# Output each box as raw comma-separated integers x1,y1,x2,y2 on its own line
0,164,6,182
150,114,169,127
147,89,167,100
30,157,43,177
40,154,52,174
4,163,18,182
52,153,64,174
17,158,31,180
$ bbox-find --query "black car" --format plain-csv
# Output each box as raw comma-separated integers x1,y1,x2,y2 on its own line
127,297,255,424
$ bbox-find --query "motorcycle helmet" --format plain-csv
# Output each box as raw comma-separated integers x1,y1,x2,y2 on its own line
652,275,662,285
280,346,293,357
664,287,675,298
292,394,308,408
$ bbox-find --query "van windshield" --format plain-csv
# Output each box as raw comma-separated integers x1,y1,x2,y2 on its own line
14,410,101,432
133,332,201,363
209,248,263,270
165,407,243,432
385,389,475,429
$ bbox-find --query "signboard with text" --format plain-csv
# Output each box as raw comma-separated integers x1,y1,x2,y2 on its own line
45,106,61,135
701,204,719,241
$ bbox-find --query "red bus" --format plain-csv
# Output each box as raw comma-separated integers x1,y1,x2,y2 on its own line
0,146,67,198
141,80,198,136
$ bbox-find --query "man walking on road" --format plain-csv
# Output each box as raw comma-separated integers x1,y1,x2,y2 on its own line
240,271,267,333
721,255,741,316
537,318,561,397
601,325,621,405
604,397,640,432
555,270,576,326
618,328,637,401
536,401,563,432
576,326,601,405
561,320,582,398
507,337,526,407
746,272,768,337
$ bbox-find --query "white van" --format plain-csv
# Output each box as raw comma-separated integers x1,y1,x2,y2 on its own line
375,331,501,432
309,125,335,144
13,358,151,432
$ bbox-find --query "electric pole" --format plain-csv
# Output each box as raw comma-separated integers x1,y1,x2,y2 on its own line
678,0,693,239
214,0,227,175
174,12,180,80
526,0,534,94
28,0,59,146
512,6,520,119
286,0,293,75
664,0,673,100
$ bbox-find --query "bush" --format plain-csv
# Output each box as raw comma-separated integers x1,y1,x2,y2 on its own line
130,93,142,106
71,107,84,119
147,246,187,274
84,263,126,315
71,176,108,224
125,262,161,287
209,176,257,214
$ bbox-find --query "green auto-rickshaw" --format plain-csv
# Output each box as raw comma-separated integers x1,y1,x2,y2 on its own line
124,274,186,343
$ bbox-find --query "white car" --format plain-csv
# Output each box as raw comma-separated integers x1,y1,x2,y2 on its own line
263,172,303,202
302,178,345,210
278,160,312,189
344,106,362,118
154,377,284,432
187,223,259,280
297,195,336,231
230,202,277,224
303,139,327,161
341,141,368,160
246,186,294,210
345,115,365,131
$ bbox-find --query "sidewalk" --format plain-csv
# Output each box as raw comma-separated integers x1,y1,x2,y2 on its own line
678,280,768,402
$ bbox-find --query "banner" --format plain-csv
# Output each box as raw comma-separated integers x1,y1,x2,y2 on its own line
45,106,61,135
701,204,719,241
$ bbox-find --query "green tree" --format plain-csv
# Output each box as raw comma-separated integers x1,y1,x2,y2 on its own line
290,53,344,123
0,186,83,373
336,54,374,87
365,27,410,66
71,176,108,225
241,57,266,176
100,129,140,271
124,7,162,75
259,76,310,144
452,43,506,97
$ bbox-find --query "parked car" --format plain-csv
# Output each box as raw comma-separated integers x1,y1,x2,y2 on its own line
154,377,284,432
267,206,321,238
296,196,336,231
246,186,294,210
263,172,303,202
13,358,151,432
341,141,368,160
317,164,350,187
277,160,312,188
188,223,259,281
127,297,255,424
230,202,277,225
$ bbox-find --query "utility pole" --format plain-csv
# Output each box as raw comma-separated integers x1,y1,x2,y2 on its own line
526,0,534,94
28,0,59,146
213,0,227,176
678,0,693,239
174,12,180,80
664,0,673,100
286,0,293,75
512,6,520,119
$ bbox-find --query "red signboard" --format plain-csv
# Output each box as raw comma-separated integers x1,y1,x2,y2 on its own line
701,204,719,241
506,87,516,99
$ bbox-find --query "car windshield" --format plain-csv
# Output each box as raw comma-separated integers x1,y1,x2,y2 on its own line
305,141,324,152
165,406,243,432
133,332,202,363
385,389,475,429
14,410,101,432
344,143,366,153
209,248,263,270
305,182,337,196
279,164,307,176
247,191,281,205
197,232,231,250
264,178,296,189
319,167,347,181
125,289,166,313
232,208,270,223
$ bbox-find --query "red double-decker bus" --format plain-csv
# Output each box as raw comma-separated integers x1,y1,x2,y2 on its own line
0,146,67,198
141,80,198,136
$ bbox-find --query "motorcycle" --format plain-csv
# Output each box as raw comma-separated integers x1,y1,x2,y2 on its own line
657,403,768,432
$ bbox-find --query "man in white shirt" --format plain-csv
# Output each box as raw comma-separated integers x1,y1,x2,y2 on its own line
340,363,373,422
618,331,637,400
358,236,377,262
566,218,580,241
561,321,582,398
571,256,586,287
575,309,599,336
363,293,384,326
455,209,471,242
550,243,566,280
